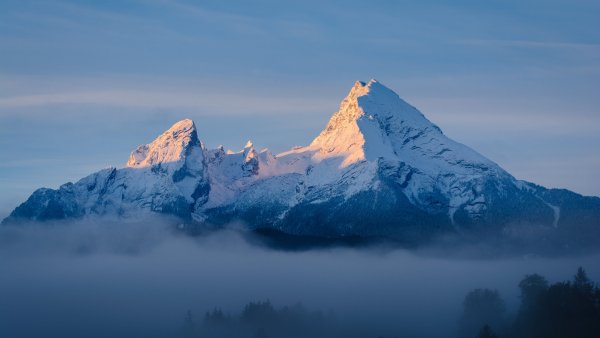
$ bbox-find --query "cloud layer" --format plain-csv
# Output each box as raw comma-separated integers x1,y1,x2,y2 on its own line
1,220,599,338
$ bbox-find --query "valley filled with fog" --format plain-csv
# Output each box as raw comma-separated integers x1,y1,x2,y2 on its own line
1,219,599,338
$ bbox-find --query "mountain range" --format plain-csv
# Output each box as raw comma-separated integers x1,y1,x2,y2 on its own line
4,80,599,249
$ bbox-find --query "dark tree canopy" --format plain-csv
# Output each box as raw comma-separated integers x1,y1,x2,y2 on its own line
458,289,507,338
519,273,548,304
174,267,600,338
513,268,600,338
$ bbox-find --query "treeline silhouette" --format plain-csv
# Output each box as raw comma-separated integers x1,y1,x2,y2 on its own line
176,301,394,338
459,267,600,338
175,267,599,338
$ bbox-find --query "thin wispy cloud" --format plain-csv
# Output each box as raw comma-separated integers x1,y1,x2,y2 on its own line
5,90,596,135
150,0,324,41
0,89,332,114
456,39,600,53
431,111,600,135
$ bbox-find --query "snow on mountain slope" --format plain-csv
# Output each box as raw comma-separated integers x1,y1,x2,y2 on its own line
272,80,515,225
127,118,201,169
5,80,599,245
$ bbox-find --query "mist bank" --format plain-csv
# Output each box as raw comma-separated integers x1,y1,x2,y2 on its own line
5,212,600,258
1,219,599,338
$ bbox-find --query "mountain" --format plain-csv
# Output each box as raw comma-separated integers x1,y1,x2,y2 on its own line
4,80,599,248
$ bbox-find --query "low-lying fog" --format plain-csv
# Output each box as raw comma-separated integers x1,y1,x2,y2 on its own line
1,219,598,338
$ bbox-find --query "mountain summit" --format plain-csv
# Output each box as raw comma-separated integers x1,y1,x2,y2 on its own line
126,118,200,168
311,79,439,163
4,80,599,249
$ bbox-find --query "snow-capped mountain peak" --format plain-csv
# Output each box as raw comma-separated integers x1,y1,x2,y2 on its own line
126,118,201,168
6,80,599,250
309,79,439,166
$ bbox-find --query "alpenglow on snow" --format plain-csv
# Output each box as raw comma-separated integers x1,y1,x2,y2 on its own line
4,80,599,244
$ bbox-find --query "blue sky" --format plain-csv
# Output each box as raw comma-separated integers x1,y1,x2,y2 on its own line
1,0,599,218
